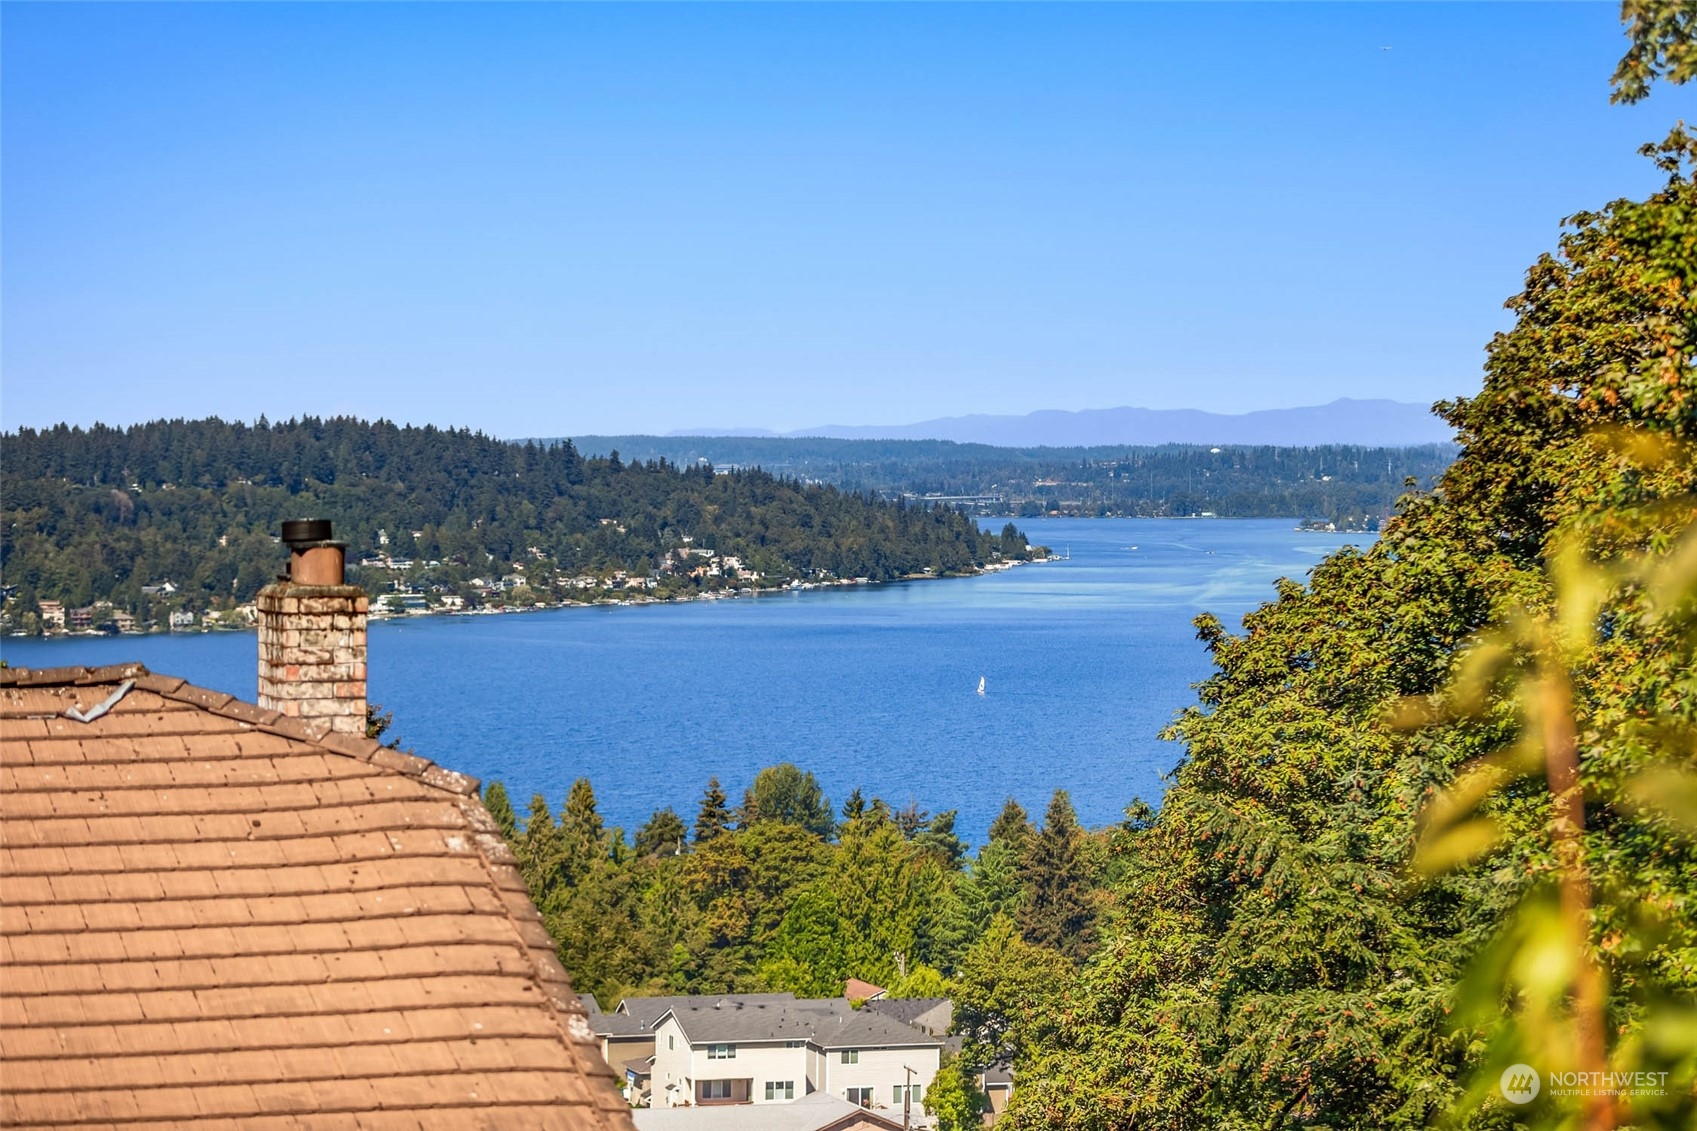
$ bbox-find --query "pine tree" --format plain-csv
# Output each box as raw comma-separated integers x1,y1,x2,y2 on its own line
1016,791,1095,960
694,777,732,844
635,808,687,857
516,794,562,903
986,798,1032,852
559,778,606,885
482,780,517,841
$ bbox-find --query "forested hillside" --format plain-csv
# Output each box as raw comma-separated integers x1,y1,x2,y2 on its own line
0,418,1031,629
566,434,1456,526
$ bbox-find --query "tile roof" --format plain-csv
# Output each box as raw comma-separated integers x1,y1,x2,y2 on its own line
842,978,884,1001
0,664,634,1130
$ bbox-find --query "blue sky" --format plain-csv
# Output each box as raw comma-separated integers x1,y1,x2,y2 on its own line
1,3,1683,437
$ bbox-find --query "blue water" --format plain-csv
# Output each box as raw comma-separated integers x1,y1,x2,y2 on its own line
1,518,1365,845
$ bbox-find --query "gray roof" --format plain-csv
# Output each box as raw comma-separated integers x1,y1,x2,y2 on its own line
589,1010,651,1038
862,997,951,1033
659,999,942,1051
632,1091,902,1131
617,992,798,1029
809,1007,943,1050
580,992,603,1014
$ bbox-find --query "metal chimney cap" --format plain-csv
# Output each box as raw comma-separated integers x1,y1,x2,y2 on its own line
280,519,334,546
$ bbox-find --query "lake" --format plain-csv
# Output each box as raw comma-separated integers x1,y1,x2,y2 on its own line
1,518,1367,846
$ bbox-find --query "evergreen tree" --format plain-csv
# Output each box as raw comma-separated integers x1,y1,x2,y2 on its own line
482,780,517,841
516,794,562,903
841,787,867,821
986,797,1032,851
1015,790,1095,960
694,777,732,844
913,809,968,870
635,807,687,857
559,778,606,885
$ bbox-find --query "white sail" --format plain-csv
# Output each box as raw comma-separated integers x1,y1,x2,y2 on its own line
977,676,986,696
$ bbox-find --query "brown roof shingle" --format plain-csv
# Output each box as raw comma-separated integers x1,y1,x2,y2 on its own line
0,664,634,1130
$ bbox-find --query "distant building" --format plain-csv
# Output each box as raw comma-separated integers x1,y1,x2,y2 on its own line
843,979,886,1003
647,995,941,1119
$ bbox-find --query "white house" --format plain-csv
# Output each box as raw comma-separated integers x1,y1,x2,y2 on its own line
645,996,940,1122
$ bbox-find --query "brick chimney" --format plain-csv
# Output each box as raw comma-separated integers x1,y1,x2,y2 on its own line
257,519,368,736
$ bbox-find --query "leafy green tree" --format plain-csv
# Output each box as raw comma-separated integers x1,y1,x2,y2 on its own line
998,15,1697,1127
743,763,834,838
1612,0,1697,103
923,1056,991,1131
952,915,1072,1072
886,962,950,999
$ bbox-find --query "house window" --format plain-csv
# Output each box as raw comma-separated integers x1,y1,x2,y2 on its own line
708,1043,736,1059
894,1084,924,1103
846,1086,874,1106
765,1080,795,1100
841,1049,860,1064
668,1035,675,1050
701,1080,733,1100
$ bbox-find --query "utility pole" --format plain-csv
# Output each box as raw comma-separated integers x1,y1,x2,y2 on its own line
903,1064,915,1130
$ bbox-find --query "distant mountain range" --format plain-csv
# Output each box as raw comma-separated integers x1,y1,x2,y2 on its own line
673,398,1453,448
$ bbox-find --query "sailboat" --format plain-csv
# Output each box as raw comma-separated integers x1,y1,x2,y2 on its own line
977,676,986,696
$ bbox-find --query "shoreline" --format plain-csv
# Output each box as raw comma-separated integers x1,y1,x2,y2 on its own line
6,555,1056,641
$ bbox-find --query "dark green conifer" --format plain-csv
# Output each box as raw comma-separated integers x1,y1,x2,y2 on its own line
635,807,687,857
694,777,732,844
482,780,517,841
1015,791,1094,960
986,797,1032,851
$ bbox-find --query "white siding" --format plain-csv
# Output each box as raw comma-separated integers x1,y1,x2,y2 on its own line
820,1045,942,1119
650,1016,692,1107
650,1017,812,1107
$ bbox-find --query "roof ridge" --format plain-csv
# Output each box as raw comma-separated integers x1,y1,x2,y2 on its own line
450,793,629,1117
0,664,480,798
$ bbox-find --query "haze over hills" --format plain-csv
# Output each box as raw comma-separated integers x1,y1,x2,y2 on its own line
674,398,1454,448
